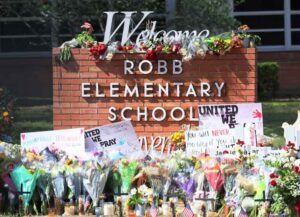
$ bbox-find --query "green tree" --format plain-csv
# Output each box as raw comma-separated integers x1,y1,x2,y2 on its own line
174,0,239,34
0,0,239,48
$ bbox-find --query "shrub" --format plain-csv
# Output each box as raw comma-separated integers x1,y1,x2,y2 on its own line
0,87,16,142
257,62,279,100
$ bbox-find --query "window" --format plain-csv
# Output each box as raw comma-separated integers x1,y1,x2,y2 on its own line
233,0,300,51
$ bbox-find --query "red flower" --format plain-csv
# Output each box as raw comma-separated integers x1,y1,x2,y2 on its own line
295,202,300,212
126,44,134,51
90,43,107,58
294,166,300,174
144,49,157,61
155,44,163,54
269,173,278,179
236,139,245,146
171,42,181,53
270,179,277,187
287,141,295,148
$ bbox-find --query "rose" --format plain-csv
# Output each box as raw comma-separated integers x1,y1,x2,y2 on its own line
270,179,277,187
294,202,300,212
90,43,107,58
144,49,157,61
294,166,300,174
269,173,279,179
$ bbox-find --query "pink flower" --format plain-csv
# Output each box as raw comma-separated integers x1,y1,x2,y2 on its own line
81,22,94,34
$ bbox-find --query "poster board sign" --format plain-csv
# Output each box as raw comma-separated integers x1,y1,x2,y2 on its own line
185,129,271,158
21,128,85,157
185,129,236,156
198,103,263,144
85,121,141,158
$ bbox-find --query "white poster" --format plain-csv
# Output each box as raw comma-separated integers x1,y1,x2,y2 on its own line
85,121,141,158
198,103,263,144
185,129,236,157
21,128,85,157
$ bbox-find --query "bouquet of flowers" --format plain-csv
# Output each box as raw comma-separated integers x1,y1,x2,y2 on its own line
265,150,300,216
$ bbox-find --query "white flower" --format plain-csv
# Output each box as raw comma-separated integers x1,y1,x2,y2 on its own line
130,188,137,196
179,48,187,56
295,159,300,167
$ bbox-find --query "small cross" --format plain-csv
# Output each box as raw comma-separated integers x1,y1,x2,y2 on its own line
194,188,216,217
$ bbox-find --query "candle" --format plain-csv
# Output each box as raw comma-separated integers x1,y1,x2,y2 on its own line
95,207,101,217
162,202,170,216
104,202,114,215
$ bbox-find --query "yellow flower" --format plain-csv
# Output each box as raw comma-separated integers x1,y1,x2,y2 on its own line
2,111,9,117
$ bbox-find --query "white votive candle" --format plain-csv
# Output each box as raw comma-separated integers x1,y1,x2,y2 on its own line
103,202,114,215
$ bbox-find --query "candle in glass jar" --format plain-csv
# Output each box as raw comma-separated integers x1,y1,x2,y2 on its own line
104,202,114,215
162,202,170,216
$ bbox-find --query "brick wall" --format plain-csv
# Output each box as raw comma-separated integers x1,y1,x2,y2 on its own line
258,51,300,97
52,48,257,137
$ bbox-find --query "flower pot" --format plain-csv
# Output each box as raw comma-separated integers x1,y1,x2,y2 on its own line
242,38,250,48
135,204,145,216
250,40,256,48
128,209,136,217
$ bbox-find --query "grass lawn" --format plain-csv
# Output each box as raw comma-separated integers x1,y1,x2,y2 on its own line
11,100,300,147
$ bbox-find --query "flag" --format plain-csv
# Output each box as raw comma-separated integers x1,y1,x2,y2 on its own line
150,203,158,217
238,208,248,217
182,204,194,217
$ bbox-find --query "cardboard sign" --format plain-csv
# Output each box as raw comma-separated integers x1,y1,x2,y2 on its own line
198,103,263,143
185,129,236,156
85,121,141,158
21,128,85,157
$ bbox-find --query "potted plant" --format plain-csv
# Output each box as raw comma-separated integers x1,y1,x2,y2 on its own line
249,34,261,48
127,188,146,217
237,25,251,48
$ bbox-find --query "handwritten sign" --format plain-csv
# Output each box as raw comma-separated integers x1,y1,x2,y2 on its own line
185,129,236,156
199,103,263,144
85,121,141,158
21,128,85,157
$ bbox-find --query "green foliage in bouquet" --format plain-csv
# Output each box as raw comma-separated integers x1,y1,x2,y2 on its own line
205,33,232,55
59,45,72,63
75,31,95,48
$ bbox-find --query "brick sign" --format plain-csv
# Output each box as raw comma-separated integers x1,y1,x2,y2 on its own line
53,48,256,150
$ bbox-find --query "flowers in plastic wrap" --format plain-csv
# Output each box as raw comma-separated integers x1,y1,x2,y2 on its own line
10,165,41,208
64,159,82,203
204,159,224,192
173,152,196,200
118,159,138,193
51,166,66,201
82,160,110,206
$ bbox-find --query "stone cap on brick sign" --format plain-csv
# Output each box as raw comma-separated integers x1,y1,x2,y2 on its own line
52,47,257,140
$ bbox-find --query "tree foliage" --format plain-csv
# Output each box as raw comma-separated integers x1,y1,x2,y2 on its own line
0,0,239,47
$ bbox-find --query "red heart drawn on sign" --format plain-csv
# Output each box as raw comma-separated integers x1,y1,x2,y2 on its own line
21,134,26,141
